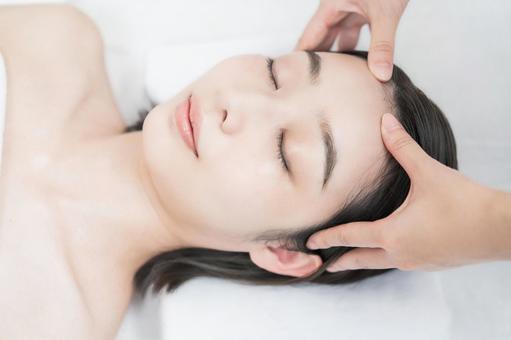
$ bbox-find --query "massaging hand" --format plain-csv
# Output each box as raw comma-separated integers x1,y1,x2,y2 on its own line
295,0,409,81
307,114,511,272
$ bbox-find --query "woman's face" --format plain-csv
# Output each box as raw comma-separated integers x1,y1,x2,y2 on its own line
142,51,390,252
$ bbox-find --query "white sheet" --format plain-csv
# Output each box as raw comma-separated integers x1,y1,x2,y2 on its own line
161,271,450,340
145,35,297,104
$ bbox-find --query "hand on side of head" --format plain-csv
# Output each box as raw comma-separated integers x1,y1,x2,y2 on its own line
306,114,500,272
295,0,409,81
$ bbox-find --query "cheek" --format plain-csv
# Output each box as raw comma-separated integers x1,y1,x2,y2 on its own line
143,113,284,238
186,156,290,244
191,154,282,236
141,105,201,224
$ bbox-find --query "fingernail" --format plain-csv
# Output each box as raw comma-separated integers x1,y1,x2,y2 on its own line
373,62,392,81
382,113,401,133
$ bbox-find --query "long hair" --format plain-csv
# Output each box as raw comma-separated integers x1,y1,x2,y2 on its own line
127,51,458,296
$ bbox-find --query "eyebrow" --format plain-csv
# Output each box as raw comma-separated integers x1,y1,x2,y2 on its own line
302,52,337,190
319,113,337,190
305,50,321,84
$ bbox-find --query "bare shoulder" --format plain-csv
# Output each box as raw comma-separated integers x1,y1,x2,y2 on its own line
0,4,104,67
0,4,125,153
0,4,105,108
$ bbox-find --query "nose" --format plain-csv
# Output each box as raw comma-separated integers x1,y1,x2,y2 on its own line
219,91,280,135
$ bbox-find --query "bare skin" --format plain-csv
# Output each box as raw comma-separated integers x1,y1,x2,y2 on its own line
0,5,168,339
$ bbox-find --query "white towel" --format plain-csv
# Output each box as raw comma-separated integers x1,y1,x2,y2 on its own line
145,35,298,104
161,271,451,340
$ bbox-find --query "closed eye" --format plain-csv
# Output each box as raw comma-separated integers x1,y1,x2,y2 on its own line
266,57,279,90
276,129,290,173
266,58,288,173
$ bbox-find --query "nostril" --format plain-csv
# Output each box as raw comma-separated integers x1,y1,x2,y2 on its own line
222,110,228,123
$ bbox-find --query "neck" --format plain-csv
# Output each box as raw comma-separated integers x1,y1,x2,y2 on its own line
54,132,188,287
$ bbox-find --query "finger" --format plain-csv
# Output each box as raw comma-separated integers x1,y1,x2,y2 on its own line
326,248,392,271
335,25,362,51
315,23,344,51
381,113,433,182
367,16,399,81
335,13,366,51
306,220,384,250
295,4,349,51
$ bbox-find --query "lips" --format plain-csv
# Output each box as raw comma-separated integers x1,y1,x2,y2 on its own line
174,95,199,157
189,96,201,154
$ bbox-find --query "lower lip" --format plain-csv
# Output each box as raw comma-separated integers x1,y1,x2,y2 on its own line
174,96,197,156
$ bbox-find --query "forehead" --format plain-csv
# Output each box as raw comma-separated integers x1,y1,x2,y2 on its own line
285,52,391,220
319,52,389,100
320,52,390,206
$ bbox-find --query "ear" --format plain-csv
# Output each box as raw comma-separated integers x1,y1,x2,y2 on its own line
249,243,323,277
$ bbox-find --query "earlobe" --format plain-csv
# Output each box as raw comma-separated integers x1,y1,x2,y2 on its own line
249,244,323,277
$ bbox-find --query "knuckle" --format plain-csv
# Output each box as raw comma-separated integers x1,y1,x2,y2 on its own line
335,230,349,246
371,40,394,55
390,134,414,153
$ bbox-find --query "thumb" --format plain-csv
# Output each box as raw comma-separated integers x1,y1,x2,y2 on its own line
367,16,399,81
381,113,432,181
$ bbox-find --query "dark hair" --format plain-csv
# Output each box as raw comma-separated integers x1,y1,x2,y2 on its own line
128,51,458,296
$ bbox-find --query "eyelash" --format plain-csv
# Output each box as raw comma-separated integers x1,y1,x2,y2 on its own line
266,57,279,90
266,58,288,173
276,129,290,172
